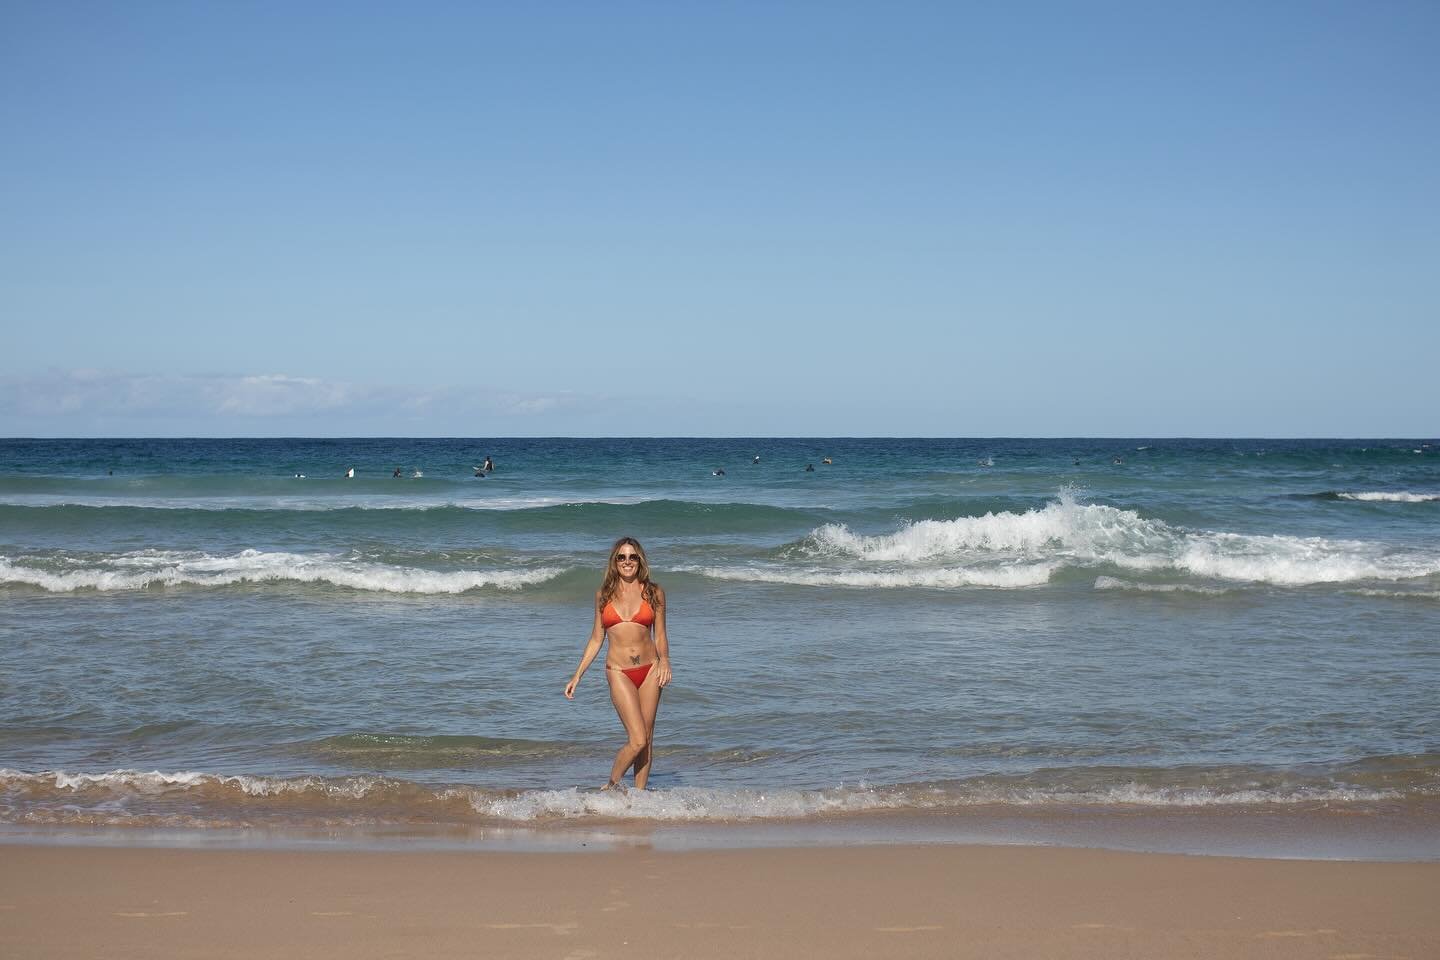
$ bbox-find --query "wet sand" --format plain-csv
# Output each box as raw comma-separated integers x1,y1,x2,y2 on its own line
2,843,1437,959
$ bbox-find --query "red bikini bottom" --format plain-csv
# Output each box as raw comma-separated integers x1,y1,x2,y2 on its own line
609,662,654,688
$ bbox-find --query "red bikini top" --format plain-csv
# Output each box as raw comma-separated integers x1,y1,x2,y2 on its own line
601,596,655,629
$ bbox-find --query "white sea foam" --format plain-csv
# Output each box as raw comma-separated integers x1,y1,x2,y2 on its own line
1336,491,1440,503
1,769,1412,823
946,782,1403,807
0,550,567,594
1093,577,1230,595
11,768,394,799
468,783,1401,819
50,769,210,791
1343,589,1440,602
467,785,899,821
681,563,1056,589
764,491,1440,588
1170,531,1424,584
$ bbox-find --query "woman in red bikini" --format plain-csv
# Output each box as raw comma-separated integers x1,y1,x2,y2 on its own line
563,536,671,789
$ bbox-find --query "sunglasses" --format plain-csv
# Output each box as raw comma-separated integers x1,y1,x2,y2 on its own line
615,553,640,562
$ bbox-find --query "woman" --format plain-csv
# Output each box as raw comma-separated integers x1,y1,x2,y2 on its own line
563,537,671,789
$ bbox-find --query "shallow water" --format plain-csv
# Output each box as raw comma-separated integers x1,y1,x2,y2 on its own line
2,437,1437,846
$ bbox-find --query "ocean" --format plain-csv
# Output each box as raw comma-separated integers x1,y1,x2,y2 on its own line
2,437,1437,856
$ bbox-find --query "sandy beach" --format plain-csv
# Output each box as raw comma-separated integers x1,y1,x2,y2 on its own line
3,843,1437,959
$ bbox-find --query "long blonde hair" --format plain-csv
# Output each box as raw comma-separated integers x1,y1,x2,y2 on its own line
599,536,661,609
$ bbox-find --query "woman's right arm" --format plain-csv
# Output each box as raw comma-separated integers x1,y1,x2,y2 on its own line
563,591,606,699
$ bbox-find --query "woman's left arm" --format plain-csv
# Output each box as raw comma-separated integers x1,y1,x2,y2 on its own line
653,585,672,687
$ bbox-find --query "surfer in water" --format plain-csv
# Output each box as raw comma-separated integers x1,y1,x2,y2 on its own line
564,537,671,790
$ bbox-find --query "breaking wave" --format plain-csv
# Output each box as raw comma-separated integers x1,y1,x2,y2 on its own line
685,491,1440,590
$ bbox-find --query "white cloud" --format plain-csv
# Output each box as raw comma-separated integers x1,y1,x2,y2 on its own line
0,370,368,418
0,369,588,431
505,395,563,416
208,375,357,416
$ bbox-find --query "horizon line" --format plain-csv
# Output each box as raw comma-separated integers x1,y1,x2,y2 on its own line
3,435,1436,443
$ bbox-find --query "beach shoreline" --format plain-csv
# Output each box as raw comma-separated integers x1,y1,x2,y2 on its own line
5,798,1438,862
3,841,1437,959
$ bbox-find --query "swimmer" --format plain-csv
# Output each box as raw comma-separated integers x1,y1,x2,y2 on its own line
1112,457,1124,465
822,458,832,465
393,467,402,478
805,463,815,472
564,537,671,790
482,456,494,473
713,467,725,476
345,467,355,478
753,455,760,464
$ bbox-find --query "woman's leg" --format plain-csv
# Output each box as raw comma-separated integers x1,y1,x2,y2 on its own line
605,669,649,788
632,671,663,789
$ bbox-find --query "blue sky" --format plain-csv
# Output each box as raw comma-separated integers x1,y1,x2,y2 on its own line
2,1,1436,437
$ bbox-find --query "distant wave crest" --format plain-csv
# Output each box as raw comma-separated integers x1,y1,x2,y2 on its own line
0,549,567,594
0,493,654,513
1334,491,1440,503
